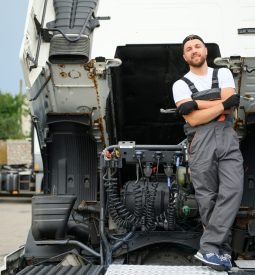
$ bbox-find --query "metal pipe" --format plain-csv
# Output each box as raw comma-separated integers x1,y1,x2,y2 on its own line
111,230,135,252
99,154,111,265
35,239,100,258
104,144,183,151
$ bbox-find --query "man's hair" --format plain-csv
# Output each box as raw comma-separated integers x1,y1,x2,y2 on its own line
182,34,205,52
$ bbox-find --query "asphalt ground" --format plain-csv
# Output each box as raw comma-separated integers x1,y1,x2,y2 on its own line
0,196,31,267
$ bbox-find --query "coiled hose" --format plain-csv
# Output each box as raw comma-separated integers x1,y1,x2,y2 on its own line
166,184,177,230
106,179,177,231
133,183,143,221
143,181,158,231
155,184,177,230
106,181,140,229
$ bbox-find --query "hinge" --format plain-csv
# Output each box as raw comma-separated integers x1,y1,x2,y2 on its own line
34,16,53,42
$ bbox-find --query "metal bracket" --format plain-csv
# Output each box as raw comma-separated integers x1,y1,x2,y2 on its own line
34,16,53,42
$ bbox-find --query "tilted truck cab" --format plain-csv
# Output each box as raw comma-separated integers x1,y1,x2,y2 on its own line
1,0,255,274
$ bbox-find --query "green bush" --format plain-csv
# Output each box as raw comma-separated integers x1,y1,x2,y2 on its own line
0,91,27,140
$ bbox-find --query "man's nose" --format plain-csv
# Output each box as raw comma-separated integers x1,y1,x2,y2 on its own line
191,47,198,54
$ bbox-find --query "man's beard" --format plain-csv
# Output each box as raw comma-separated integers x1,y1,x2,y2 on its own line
188,55,207,68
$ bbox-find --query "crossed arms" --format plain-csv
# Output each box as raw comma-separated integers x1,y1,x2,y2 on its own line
176,88,237,127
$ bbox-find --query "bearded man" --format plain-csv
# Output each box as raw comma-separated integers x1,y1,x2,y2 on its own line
172,35,243,271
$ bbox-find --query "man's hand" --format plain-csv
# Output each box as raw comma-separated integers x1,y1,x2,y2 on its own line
222,94,240,110
176,100,198,115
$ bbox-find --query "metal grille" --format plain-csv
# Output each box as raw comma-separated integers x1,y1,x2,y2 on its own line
105,265,228,275
16,264,103,275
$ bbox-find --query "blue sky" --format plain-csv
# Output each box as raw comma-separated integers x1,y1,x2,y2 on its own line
0,0,29,95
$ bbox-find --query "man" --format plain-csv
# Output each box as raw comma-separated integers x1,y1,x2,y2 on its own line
172,34,243,271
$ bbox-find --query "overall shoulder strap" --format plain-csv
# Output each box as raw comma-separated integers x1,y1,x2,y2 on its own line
181,77,199,94
211,68,219,88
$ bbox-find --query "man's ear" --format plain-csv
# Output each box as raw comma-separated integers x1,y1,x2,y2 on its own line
205,47,208,57
183,54,187,62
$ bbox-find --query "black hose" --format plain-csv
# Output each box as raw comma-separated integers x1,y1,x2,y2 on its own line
106,180,140,229
133,183,143,220
144,181,158,231
29,75,51,101
167,184,177,230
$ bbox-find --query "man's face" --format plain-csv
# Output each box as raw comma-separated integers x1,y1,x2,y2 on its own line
183,39,208,67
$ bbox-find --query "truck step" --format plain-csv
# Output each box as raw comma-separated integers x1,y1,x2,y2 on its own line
235,260,255,269
105,265,228,275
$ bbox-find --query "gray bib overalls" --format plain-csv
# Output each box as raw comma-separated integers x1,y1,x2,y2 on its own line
182,69,244,254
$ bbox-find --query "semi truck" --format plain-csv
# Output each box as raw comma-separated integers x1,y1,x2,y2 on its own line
0,133,43,196
0,139,34,195
1,0,255,274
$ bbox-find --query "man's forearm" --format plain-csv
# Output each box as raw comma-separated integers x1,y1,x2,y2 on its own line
196,99,223,109
183,103,224,127
195,88,235,109
196,99,232,114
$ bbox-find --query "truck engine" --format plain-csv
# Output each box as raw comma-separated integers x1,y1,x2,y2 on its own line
2,0,255,274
